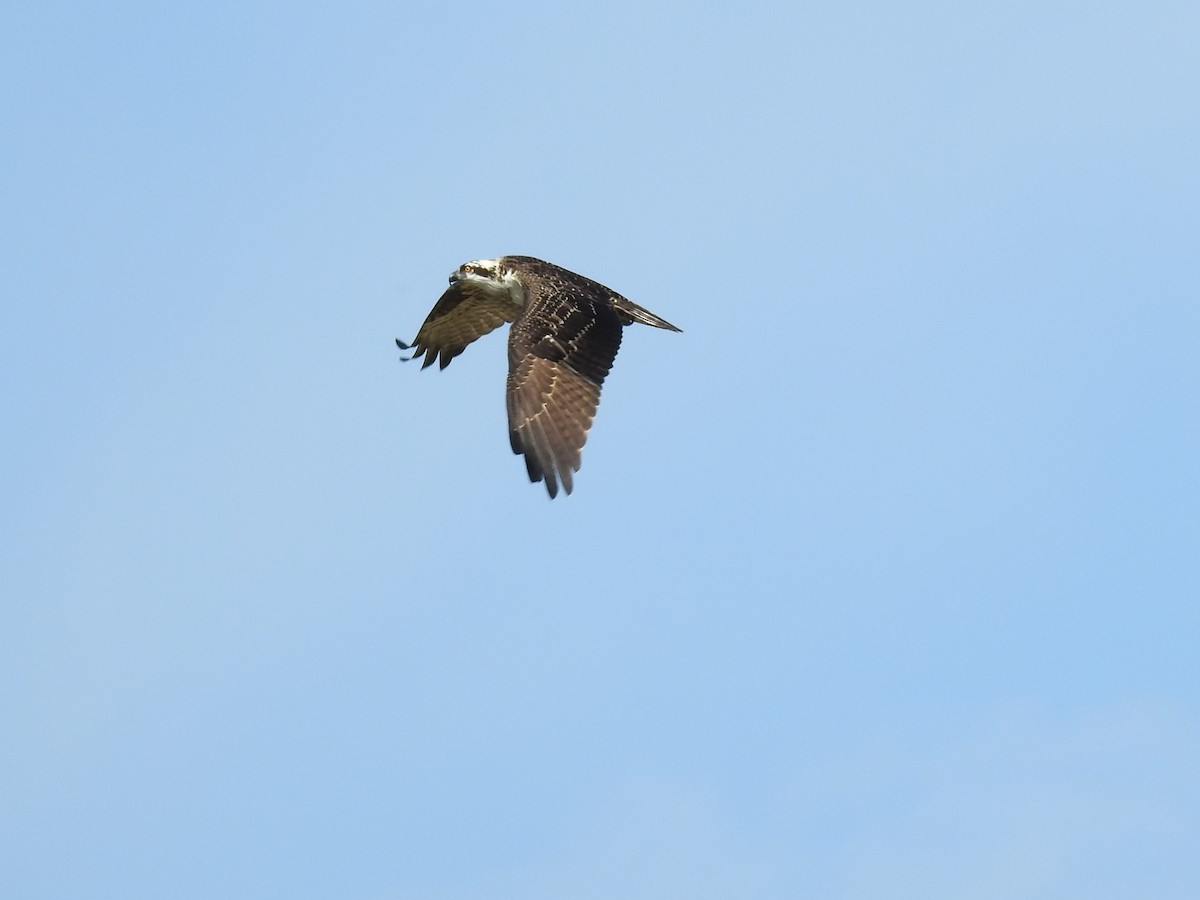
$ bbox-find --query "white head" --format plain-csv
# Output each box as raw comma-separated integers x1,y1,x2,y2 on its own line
449,257,525,306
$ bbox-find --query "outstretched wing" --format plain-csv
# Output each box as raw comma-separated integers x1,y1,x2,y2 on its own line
397,280,519,369
506,290,624,498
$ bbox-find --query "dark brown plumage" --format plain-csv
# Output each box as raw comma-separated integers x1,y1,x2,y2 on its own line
396,256,681,497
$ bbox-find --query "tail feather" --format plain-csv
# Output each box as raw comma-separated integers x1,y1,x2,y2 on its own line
614,298,682,332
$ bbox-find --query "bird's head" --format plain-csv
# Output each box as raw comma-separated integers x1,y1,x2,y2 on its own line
449,257,525,305
449,257,506,284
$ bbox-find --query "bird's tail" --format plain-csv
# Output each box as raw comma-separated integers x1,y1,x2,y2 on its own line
614,297,682,332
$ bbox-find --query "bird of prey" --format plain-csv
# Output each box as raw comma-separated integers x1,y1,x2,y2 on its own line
396,255,681,498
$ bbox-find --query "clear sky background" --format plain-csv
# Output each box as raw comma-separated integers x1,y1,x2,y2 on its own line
2,2,1197,897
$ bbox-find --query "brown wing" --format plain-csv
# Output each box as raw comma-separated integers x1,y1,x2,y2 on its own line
396,280,519,369
506,290,624,498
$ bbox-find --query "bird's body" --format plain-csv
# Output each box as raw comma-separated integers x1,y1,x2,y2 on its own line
397,256,681,497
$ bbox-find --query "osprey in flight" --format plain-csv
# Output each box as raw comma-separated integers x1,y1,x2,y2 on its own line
396,255,681,498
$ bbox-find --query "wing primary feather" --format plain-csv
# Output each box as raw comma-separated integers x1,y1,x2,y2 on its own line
524,415,560,498
521,445,544,486
395,337,438,368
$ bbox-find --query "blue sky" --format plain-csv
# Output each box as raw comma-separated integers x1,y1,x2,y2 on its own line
2,1,1197,897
